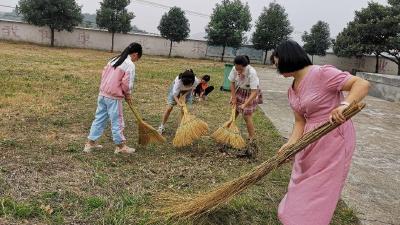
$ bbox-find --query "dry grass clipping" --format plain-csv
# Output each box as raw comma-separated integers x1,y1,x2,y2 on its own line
157,102,366,221
172,98,208,147
211,107,246,149
127,100,166,145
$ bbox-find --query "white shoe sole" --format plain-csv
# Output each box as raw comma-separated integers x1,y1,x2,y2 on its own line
83,145,103,153
114,149,136,154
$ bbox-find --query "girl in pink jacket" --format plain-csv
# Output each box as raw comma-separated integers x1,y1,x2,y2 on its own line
84,42,142,154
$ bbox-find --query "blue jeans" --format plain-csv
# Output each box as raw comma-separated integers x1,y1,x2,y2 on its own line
88,96,125,144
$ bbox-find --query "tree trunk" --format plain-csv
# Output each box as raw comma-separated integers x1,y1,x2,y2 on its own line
221,45,226,62
375,54,379,73
50,28,54,47
311,55,314,64
398,62,400,76
111,32,115,53
264,50,268,64
169,40,173,57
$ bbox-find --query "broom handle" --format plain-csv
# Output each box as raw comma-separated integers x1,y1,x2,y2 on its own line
127,100,144,123
179,95,189,115
279,102,365,160
159,102,366,220
230,106,237,123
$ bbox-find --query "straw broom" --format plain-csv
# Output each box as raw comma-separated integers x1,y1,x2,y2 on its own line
172,97,208,147
211,106,246,149
126,100,166,145
157,102,366,220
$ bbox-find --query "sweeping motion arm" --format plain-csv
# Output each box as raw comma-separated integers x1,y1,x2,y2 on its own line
174,95,184,107
341,76,370,104
240,90,257,109
175,91,190,108
331,76,370,123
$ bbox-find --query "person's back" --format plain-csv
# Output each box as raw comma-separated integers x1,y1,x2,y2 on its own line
84,42,142,154
99,56,135,100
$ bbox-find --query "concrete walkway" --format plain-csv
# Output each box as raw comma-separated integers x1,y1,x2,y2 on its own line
256,66,400,225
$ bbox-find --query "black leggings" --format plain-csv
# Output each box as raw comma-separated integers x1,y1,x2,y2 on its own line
194,85,214,96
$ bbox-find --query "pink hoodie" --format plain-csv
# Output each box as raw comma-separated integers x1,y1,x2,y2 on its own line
99,55,135,100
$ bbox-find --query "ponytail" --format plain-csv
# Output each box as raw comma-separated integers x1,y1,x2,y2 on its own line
111,42,143,68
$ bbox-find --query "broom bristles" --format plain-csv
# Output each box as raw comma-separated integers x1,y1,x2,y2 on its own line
138,122,166,145
211,121,230,143
173,104,208,147
157,102,366,221
127,100,166,146
212,122,246,149
211,108,246,149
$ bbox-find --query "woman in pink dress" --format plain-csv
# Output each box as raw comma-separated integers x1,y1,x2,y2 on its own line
272,40,370,225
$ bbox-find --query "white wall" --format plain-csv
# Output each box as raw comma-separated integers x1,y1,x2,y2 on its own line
313,53,398,76
1,19,398,75
0,19,208,59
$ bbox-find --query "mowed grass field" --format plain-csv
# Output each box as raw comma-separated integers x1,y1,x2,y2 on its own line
0,41,359,225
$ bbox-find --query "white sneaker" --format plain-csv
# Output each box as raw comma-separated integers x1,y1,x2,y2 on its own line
157,125,165,135
83,143,103,153
114,145,136,154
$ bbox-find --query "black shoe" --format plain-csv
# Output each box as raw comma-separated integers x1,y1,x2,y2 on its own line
248,140,259,159
236,150,250,158
218,144,230,153
236,139,259,159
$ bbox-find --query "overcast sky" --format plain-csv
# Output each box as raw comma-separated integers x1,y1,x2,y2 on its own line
1,0,388,42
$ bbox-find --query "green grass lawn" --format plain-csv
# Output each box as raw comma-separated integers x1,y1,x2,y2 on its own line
0,41,359,225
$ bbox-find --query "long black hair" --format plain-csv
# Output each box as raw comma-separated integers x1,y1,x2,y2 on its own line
274,40,312,73
111,42,143,68
178,69,195,86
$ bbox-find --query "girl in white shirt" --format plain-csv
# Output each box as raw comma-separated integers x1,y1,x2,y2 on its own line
228,55,261,156
158,69,200,134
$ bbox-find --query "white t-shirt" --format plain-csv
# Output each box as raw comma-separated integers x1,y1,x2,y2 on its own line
171,76,200,96
228,65,259,90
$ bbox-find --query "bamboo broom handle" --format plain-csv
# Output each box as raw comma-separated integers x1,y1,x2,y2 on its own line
278,102,365,160
226,107,236,129
127,100,144,123
157,102,366,220
230,107,236,123
179,96,189,115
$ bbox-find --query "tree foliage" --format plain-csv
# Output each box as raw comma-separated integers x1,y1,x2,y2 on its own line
158,7,190,57
17,0,83,47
